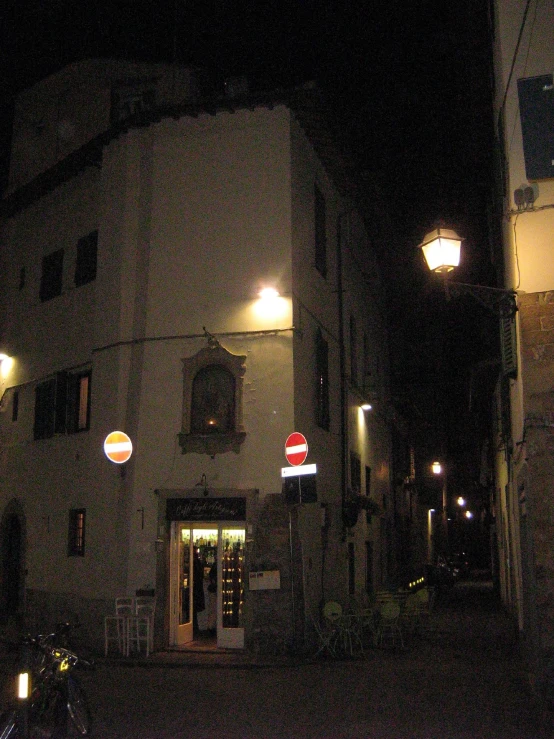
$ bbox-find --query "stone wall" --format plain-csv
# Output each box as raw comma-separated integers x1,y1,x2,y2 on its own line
25,588,110,655
519,291,554,651
246,494,301,654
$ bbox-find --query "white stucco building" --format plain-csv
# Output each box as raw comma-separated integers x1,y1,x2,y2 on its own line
491,0,554,692
0,60,399,653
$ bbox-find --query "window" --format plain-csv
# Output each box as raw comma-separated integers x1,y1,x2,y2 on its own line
12,391,19,422
350,452,361,494
501,314,517,379
40,249,64,302
68,509,86,557
365,465,372,524
350,315,358,387
66,371,92,432
314,184,327,277
34,378,56,439
517,74,554,181
34,369,91,439
190,364,235,434
363,332,370,392
365,541,373,595
315,329,330,430
348,542,355,595
75,231,98,287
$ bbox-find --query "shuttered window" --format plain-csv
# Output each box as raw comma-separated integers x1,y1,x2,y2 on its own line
500,314,517,378
315,329,330,430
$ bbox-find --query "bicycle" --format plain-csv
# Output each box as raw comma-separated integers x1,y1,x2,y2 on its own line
0,623,93,738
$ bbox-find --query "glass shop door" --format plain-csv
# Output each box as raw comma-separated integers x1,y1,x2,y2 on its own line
170,524,245,649
171,523,192,645
218,527,246,649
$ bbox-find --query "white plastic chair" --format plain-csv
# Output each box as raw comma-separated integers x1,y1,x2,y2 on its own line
127,597,156,657
104,597,135,656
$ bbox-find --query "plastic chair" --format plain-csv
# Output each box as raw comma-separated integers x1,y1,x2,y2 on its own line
104,597,135,656
375,600,404,648
322,601,342,624
401,592,423,634
127,598,156,657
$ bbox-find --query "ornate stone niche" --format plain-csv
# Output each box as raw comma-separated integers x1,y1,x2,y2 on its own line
179,339,246,455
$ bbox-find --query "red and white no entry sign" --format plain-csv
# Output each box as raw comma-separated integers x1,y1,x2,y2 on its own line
104,431,133,464
285,432,308,466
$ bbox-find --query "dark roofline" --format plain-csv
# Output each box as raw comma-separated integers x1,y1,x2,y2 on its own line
1,85,362,218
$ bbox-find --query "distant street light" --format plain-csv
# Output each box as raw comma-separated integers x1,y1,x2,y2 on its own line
430,460,448,557
457,496,466,507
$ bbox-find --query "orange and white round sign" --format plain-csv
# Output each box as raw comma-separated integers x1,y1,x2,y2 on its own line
103,431,133,464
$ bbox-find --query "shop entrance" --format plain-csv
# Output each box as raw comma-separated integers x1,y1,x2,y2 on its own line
170,523,245,649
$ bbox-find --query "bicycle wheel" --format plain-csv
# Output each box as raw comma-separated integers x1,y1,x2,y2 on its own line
0,710,18,739
66,678,91,736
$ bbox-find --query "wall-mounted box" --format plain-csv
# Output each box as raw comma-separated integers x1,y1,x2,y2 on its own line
249,570,281,590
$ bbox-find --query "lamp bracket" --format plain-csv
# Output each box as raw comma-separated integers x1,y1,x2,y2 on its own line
443,279,517,318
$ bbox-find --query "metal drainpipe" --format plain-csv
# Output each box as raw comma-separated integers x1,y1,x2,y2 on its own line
337,213,348,542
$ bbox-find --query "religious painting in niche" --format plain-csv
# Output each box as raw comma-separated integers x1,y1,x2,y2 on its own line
190,364,235,434
179,338,246,456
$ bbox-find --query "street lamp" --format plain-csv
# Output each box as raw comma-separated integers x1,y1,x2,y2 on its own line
431,460,448,557
419,227,517,319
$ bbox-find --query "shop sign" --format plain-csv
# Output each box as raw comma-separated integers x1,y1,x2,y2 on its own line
166,497,246,521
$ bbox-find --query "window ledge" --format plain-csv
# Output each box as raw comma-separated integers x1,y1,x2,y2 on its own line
178,431,246,456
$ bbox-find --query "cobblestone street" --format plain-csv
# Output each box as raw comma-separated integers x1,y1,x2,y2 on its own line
2,579,553,738
78,580,553,738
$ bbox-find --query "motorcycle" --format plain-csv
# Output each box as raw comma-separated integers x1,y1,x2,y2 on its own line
0,623,93,738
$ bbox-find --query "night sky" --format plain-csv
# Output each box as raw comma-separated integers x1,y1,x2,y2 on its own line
0,0,497,523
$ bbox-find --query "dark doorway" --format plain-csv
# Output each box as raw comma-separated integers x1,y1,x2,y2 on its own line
1,513,23,619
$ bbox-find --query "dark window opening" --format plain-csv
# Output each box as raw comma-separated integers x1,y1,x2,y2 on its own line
365,541,373,596
75,231,98,287
12,391,19,422
68,509,86,557
315,329,330,430
350,315,358,387
350,452,361,494
40,249,64,302
190,365,235,434
34,378,56,439
365,465,372,524
34,369,91,439
314,184,327,277
363,332,370,392
348,542,355,595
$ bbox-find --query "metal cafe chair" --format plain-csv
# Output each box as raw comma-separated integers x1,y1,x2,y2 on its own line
104,597,135,656
311,601,343,657
311,611,338,658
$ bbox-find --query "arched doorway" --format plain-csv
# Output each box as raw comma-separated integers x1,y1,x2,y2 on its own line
0,503,25,622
